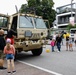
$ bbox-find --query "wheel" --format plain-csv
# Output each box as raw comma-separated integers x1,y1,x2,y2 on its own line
31,47,43,56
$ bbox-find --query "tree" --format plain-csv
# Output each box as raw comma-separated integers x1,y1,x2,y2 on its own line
67,23,76,31
19,4,29,13
19,0,56,27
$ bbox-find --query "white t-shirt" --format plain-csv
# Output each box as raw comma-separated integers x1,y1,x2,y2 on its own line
53,34,56,40
74,34,76,40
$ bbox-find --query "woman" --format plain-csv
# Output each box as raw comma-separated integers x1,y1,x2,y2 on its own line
4,39,16,74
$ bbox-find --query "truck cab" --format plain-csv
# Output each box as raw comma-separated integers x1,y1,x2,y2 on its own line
0,13,9,34
9,13,48,56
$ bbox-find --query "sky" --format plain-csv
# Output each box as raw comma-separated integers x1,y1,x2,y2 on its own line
0,0,76,15
0,0,27,15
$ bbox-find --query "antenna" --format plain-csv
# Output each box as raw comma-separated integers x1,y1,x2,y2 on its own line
15,5,18,13
7,13,8,16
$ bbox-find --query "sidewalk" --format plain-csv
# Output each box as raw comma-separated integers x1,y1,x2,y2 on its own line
0,60,54,75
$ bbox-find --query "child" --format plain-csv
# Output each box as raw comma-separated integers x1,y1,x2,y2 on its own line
50,38,55,52
69,37,73,51
3,39,16,74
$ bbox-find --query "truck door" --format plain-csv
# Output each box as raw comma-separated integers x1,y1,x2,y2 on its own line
11,16,17,32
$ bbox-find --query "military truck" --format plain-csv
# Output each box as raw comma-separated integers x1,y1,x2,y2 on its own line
8,13,48,56
0,13,48,56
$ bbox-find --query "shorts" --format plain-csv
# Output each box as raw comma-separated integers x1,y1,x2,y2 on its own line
66,41,69,45
69,44,72,47
6,54,14,60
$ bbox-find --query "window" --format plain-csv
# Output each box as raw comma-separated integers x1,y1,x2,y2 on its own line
34,18,46,29
19,16,34,28
11,16,17,31
70,30,76,33
0,16,8,27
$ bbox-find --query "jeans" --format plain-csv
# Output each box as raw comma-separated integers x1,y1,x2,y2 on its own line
57,43,61,51
52,46,54,52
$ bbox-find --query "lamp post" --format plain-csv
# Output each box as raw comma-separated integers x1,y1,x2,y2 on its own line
69,0,75,26
75,3,76,23
71,0,74,17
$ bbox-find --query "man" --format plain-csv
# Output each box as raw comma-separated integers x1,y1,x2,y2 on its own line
0,29,6,69
56,34,62,52
6,29,17,45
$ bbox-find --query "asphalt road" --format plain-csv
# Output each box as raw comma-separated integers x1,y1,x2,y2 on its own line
17,40,76,75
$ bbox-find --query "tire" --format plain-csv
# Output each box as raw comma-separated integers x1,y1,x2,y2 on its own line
31,47,43,56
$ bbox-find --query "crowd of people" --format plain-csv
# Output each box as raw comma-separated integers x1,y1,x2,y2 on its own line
50,31,74,52
0,29,75,74
0,29,16,75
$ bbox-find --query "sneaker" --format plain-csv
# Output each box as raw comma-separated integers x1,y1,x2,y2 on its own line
7,72,11,75
57,51,60,52
0,66,6,69
12,70,16,74
66,50,68,51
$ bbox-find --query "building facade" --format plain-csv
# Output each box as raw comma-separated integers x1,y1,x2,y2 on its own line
56,3,76,28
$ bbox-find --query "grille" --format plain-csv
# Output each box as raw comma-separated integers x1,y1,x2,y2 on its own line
31,33,41,39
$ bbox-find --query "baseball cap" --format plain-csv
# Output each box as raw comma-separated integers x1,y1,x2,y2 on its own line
6,38,11,43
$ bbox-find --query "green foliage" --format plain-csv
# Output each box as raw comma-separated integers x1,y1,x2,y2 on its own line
19,4,28,13
67,23,76,31
19,0,56,27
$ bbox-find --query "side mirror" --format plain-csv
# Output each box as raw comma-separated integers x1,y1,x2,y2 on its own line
4,30,8,35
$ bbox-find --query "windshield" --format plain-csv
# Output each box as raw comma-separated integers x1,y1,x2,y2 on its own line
44,20,49,29
34,18,47,29
0,16,8,27
19,16,34,28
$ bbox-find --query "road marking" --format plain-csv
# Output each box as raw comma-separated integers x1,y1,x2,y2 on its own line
18,60,62,75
